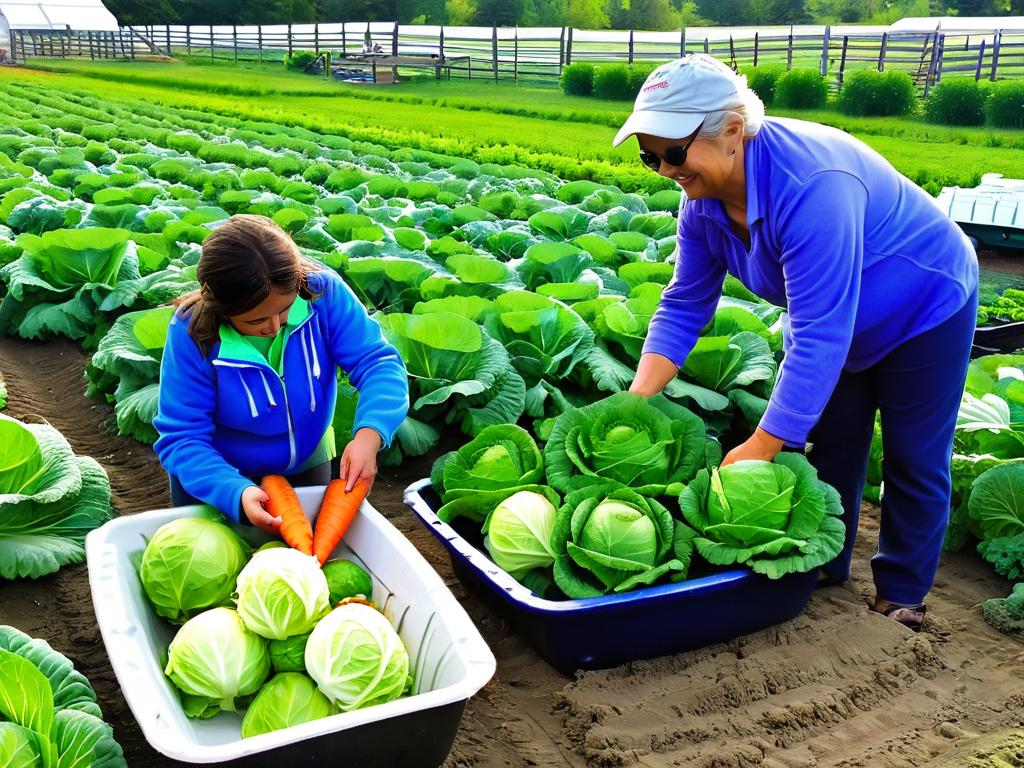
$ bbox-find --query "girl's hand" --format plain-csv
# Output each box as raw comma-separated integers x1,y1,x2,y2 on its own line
720,427,785,467
340,428,381,493
241,485,281,534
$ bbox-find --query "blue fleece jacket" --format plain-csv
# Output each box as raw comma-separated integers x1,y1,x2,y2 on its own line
153,270,409,520
643,116,978,447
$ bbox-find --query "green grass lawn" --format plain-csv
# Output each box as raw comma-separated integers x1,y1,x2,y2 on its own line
26,57,1024,146
12,59,1024,194
25,57,634,122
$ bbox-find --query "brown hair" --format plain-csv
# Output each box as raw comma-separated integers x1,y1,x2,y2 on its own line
175,214,323,355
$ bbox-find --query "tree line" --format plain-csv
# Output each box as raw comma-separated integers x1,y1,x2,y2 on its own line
103,0,1024,31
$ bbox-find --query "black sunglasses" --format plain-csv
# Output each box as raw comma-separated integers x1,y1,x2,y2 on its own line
638,119,706,171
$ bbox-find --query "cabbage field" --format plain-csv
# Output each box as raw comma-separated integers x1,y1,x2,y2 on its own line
1,66,1023,768
0,77,785,457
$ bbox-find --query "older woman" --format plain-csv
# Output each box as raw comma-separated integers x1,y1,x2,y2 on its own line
619,55,978,630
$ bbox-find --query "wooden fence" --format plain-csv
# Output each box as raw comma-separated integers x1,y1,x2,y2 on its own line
8,22,1024,92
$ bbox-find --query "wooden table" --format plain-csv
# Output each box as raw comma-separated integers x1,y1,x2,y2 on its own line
332,54,470,83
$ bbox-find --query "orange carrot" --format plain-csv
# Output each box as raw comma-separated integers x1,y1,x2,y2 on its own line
312,477,370,565
261,475,313,555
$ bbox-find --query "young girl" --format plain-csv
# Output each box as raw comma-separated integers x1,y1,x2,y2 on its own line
154,214,409,534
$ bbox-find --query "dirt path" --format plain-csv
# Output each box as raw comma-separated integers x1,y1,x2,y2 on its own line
0,335,1021,768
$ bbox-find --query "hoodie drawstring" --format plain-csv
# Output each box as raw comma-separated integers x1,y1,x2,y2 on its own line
238,373,259,418
301,330,317,413
308,325,321,379
258,369,277,407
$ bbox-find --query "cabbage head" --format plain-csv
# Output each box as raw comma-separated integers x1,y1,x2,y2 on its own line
164,607,270,717
955,391,1024,459
236,548,331,640
483,490,558,579
322,559,373,604
241,673,336,738
968,460,1024,540
544,392,713,496
140,517,250,623
431,423,553,525
269,632,311,674
0,414,113,579
678,454,846,579
431,423,544,503
305,603,411,712
552,483,694,598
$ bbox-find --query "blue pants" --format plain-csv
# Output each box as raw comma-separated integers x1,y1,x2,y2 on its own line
811,292,977,605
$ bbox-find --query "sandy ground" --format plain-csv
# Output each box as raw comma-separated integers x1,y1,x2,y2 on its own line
1,335,1022,768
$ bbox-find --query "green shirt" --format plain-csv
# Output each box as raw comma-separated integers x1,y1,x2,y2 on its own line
218,296,336,472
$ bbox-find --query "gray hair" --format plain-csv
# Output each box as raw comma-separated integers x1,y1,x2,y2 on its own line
697,83,765,138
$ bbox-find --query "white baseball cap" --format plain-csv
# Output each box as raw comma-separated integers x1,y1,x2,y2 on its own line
613,54,746,148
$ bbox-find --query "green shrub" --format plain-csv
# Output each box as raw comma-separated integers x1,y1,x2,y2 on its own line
627,63,658,99
199,143,265,168
49,116,86,133
302,162,334,184
108,139,142,155
560,63,595,97
80,124,118,142
269,154,305,177
742,65,786,105
774,68,829,109
923,78,986,126
83,141,115,166
285,50,318,72
838,70,917,117
55,131,87,149
985,80,1024,129
166,132,204,155
594,64,632,101
118,153,159,170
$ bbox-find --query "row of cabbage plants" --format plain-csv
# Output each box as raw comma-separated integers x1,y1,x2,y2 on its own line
0,79,1019,631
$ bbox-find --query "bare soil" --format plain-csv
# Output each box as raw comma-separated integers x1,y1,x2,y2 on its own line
1,334,1021,768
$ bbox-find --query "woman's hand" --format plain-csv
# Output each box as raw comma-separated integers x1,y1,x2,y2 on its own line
720,427,785,467
340,428,382,493
629,353,681,397
241,485,281,534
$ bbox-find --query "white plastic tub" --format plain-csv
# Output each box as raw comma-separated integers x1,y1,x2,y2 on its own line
85,488,496,767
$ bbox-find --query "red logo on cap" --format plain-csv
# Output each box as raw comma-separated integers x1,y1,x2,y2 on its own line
642,80,670,93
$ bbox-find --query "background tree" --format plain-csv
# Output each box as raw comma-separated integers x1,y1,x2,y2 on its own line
567,0,611,27
445,0,477,23
695,0,756,24
949,0,1007,12
608,0,686,29
673,0,709,24
476,0,526,24
764,0,810,23
102,0,178,23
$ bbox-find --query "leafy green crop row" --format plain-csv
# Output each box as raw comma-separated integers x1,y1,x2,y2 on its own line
10,63,1024,198
430,404,845,600
0,79,780,467
0,74,1019,615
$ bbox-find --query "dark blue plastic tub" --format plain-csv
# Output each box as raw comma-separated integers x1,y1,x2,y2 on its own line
403,479,819,675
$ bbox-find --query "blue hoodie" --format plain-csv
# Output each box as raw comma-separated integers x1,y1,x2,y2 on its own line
643,116,978,447
154,269,409,520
